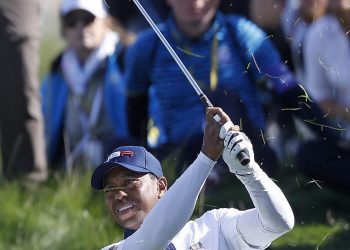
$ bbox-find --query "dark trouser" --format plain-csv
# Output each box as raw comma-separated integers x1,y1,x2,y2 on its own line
0,0,47,180
295,140,350,194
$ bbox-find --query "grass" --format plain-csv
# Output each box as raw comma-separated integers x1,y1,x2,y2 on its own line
0,163,348,250
0,172,123,250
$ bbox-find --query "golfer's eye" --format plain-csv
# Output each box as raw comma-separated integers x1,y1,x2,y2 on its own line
103,186,118,194
102,178,139,194
124,178,139,188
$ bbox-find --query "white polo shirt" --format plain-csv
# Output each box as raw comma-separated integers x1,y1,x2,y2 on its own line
101,153,294,250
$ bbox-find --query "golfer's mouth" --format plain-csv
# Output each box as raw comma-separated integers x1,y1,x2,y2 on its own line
117,204,134,214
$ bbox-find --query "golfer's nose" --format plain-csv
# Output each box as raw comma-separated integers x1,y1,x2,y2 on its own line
114,190,127,201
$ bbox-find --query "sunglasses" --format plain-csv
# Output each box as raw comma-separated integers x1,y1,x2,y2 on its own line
63,11,96,28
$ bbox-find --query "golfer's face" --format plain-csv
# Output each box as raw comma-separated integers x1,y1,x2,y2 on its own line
103,168,161,230
167,0,220,25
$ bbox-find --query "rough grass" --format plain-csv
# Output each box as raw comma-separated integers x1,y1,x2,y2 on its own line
1,162,348,250
0,173,122,250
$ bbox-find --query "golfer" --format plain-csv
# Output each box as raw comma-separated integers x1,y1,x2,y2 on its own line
91,107,294,249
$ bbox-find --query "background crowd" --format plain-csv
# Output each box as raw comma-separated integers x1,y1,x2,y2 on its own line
0,0,349,197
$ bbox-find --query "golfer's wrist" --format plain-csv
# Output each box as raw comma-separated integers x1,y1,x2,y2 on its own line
198,151,217,167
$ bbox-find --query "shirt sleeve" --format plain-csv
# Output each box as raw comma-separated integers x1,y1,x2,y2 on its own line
219,166,294,248
119,152,216,250
235,167,294,248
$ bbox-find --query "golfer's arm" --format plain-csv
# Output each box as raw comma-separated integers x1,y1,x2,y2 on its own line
235,167,294,247
120,152,215,250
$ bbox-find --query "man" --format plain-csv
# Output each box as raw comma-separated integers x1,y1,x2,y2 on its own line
297,0,350,193
0,0,47,181
41,0,130,170
91,107,294,249
281,0,329,82
125,0,339,176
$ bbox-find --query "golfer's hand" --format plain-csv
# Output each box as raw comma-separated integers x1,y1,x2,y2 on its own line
201,107,230,161
222,131,260,175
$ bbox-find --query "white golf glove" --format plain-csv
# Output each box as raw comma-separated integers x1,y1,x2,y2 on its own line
220,122,260,175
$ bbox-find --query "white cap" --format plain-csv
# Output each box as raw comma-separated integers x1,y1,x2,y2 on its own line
60,0,108,18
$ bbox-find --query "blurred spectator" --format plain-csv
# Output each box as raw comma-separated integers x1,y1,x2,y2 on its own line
266,0,330,161
0,0,48,182
125,0,339,177
41,0,130,171
249,0,299,162
298,0,350,193
221,1,293,74
281,0,329,83
249,0,292,69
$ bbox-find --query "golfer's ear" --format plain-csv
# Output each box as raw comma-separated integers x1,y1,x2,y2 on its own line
157,176,167,198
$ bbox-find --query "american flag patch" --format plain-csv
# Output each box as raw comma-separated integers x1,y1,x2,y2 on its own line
106,150,134,162
190,242,204,249
120,150,134,157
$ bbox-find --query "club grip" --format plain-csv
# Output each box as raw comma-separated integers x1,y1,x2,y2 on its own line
200,93,250,166
200,94,213,107
237,151,250,166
